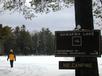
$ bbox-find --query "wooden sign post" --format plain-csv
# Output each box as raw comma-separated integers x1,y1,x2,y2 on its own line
55,0,101,76
74,0,99,76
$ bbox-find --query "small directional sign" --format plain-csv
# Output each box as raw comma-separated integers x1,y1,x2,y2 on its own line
59,61,97,69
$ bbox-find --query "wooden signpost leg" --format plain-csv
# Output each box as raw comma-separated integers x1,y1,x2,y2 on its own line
75,0,99,76
75,57,99,76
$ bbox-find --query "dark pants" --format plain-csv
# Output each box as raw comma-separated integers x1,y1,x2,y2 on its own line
10,60,14,68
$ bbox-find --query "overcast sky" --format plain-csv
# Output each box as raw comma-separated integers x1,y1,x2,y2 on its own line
0,4,75,32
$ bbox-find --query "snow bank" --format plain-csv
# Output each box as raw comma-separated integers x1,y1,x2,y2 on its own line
0,55,101,76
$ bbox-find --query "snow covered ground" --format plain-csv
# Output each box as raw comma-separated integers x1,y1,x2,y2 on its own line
0,55,102,76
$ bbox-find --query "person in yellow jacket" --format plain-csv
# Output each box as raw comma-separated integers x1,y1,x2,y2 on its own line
7,49,16,68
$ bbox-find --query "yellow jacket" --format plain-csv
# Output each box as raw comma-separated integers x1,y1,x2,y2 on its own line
7,52,16,61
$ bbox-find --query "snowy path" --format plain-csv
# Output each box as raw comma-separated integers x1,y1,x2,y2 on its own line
0,56,102,76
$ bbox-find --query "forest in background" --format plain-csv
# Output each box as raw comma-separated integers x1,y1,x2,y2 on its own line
0,24,55,55
0,24,102,56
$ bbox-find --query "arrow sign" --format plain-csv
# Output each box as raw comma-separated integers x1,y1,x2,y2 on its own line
59,61,97,69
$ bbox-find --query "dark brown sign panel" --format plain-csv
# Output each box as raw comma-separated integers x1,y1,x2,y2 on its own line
59,61,97,69
55,30,101,57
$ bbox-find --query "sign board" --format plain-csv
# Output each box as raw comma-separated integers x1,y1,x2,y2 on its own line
59,61,97,69
55,30,101,57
